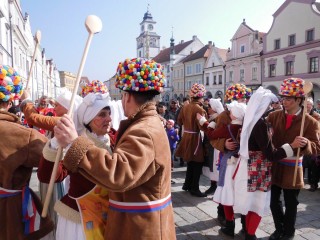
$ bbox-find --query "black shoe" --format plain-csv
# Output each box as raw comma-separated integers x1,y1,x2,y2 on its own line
220,220,235,237
269,230,283,240
190,190,207,197
279,234,294,240
309,184,318,192
205,184,217,195
182,184,190,191
217,215,226,226
245,233,257,240
171,180,175,184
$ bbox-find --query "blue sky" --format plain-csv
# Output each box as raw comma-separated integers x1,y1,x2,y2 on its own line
21,0,284,82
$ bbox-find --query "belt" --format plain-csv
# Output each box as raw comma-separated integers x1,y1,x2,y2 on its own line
109,194,171,213
279,157,303,167
184,130,201,155
0,186,21,198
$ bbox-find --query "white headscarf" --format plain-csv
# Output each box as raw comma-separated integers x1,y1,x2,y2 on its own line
209,98,224,114
55,88,82,112
239,87,278,159
226,101,247,120
76,92,111,134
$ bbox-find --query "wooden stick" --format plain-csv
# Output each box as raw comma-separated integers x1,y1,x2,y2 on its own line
292,81,313,186
25,30,41,90
41,15,102,217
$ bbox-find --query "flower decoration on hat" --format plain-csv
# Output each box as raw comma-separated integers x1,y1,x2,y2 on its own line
115,58,166,93
189,83,206,98
279,78,305,97
81,80,109,97
0,65,23,102
245,87,252,99
225,84,247,102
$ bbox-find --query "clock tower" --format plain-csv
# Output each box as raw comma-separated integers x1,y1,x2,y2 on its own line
136,7,160,59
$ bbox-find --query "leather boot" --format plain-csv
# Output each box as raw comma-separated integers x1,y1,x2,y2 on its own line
220,220,235,237
205,181,217,194
245,233,257,240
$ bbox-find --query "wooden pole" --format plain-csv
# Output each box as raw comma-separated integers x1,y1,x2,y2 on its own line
41,15,102,217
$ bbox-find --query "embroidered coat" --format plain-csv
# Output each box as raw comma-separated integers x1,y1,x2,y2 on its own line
268,110,320,189
62,104,176,240
0,111,53,239
175,99,206,162
210,110,231,152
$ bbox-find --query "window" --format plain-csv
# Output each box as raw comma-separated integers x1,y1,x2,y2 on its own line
186,66,192,75
229,71,233,82
195,63,202,73
309,57,319,73
289,35,295,46
274,39,280,50
180,69,183,77
206,76,209,85
269,64,276,77
252,67,257,80
240,45,245,53
213,76,216,85
218,75,222,84
166,65,170,73
139,51,141,57
240,69,244,82
285,61,294,75
306,29,314,42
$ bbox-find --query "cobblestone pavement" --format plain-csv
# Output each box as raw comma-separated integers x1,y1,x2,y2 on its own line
31,164,320,240
171,163,320,240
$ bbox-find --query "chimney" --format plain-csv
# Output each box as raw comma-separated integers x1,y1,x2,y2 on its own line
180,40,184,44
208,41,212,48
190,51,194,55
192,35,197,40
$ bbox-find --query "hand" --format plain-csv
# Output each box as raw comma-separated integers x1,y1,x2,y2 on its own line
196,113,203,120
290,136,308,149
20,89,30,101
54,114,78,148
225,138,238,151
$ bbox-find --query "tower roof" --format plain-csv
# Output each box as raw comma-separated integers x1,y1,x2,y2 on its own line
143,10,153,21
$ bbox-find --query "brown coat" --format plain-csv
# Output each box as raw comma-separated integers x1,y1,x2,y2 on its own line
210,110,231,152
175,99,206,162
0,111,53,239
62,104,176,240
268,110,320,189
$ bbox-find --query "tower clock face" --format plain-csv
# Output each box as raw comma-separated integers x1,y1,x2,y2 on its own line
148,24,153,31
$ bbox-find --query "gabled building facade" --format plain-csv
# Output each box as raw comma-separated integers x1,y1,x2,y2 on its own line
203,42,227,100
262,0,320,100
225,19,265,92
154,35,204,102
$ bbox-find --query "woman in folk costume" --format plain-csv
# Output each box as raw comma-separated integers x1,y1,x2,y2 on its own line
201,98,224,195
0,65,54,239
203,101,247,237
20,88,82,239
38,92,114,240
233,87,304,240
175,83,208,197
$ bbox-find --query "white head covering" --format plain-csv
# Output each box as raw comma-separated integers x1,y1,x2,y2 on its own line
55,88,82,111
239,87,278,159
76,92,111,134
226,101,247,120
209,98,224,114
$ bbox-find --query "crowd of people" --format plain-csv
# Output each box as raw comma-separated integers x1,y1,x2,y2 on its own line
0,60,320,240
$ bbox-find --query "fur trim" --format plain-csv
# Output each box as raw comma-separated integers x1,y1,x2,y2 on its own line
63,136,95,173
42,141,58,162
282,143,294,158
54,200,81,224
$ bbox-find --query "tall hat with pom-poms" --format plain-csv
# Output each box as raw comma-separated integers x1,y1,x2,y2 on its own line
225,83,247,103
279,78,305,98
80,80,109,97
115,58,166,94
0,65,23,102
189,83,206,98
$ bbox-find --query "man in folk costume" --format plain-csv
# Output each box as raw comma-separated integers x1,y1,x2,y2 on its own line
0,65,54,239
175,83,208,197
233,87,306,240
210,83,251,227
53,58,176,240
267,78,320,240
